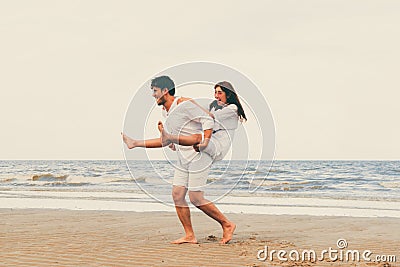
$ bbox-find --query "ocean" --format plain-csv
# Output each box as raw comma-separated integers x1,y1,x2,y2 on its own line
1,160,399,217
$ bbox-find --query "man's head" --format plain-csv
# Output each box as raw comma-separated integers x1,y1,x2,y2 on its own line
151,76,175,106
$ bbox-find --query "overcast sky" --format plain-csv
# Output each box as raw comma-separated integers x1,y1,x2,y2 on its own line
1,0,399,160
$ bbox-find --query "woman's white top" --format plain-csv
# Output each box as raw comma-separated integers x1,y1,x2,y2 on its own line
212,104,239,131
203,104,239,161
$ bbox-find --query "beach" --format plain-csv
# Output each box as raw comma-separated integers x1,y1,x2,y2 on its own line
1,209,399,266
1,160,399,266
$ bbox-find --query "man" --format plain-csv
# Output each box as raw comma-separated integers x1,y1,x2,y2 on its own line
122,75,236,244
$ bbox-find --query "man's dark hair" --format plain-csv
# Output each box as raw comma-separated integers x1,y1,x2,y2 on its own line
151,76,175,96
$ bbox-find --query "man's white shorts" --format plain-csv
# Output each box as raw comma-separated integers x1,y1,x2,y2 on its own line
173,152,213,191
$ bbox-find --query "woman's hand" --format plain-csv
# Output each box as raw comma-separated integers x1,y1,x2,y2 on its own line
217,100,226,107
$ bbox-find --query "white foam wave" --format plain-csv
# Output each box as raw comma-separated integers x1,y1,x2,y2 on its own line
32,174,68,181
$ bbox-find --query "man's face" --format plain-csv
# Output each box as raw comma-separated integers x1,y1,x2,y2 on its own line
151,86,167,106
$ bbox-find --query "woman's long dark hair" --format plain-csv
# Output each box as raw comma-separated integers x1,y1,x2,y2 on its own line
209,81,247,122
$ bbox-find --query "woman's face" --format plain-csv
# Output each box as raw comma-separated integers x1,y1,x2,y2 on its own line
214,86,227,104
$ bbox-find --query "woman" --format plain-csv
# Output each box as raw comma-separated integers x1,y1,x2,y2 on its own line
160,81,247,161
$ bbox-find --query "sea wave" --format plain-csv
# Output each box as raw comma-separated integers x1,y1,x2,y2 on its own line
32,174,69,181
0,174,135,187
1,160,400,202
0,178,17,183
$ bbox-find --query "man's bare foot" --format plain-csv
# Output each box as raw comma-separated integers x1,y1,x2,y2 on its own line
158,121,171,147
171,236,198,244
121,133,137,149
220,222,236,244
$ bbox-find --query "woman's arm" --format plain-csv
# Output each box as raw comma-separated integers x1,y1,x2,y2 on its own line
179,97,215,119
190,99,215,119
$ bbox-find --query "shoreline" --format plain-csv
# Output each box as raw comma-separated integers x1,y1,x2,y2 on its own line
1,191,400,218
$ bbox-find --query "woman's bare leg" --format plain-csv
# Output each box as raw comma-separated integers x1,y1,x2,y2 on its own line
121,133,162,148
158,121,202,146
122,133,138,149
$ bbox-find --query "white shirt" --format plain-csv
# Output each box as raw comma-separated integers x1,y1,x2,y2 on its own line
163,97,214,134
163,97,214,163
211,104,239,131
205,104,239,161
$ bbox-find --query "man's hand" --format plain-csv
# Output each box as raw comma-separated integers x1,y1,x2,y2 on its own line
193,144,200,152
169,143,176,151
193,138,210,152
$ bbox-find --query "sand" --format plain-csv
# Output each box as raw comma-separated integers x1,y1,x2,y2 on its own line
1,209,399,266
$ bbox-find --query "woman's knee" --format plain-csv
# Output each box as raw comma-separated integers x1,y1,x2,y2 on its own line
194,134,202,144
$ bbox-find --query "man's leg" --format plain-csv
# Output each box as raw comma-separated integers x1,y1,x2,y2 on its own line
188,153,236,244
171,185,197,244
188,191,236,244
158,121,202,146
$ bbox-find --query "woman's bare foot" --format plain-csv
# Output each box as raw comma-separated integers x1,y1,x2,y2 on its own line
157,121,164,133
220,222,236,244
171,235,198,244
121,133,137,149
157,121,171,147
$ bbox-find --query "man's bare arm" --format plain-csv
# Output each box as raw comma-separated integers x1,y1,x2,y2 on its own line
193,129,213,152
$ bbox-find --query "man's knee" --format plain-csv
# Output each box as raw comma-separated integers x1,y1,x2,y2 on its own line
172,187,187,204
189,191,204,207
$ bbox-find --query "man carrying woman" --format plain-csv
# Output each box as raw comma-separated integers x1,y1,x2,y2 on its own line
123,76,246,244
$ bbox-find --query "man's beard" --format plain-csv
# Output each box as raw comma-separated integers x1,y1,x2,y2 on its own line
156,96,166,106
